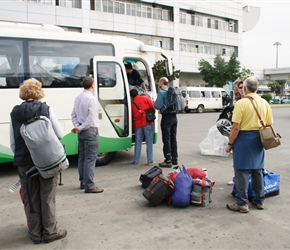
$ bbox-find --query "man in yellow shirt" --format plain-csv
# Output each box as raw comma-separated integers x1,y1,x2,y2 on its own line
225,77,273,213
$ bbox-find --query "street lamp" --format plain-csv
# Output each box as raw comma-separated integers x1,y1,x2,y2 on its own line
273,41,281,68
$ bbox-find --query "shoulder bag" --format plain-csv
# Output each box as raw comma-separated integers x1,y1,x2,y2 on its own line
132,102,156,122
246,96,281,150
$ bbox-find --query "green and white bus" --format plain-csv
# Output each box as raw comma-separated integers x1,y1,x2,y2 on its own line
0,22,172,166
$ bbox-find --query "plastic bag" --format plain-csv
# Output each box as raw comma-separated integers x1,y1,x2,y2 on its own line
199,125,230,157
171,165,192,207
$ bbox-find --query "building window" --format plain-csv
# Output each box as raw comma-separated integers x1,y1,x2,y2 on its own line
215,20,219,29
191,14,195,25
146,7,152,18
180,12,186,24
207,18,211,28
196,16,203,27
115,1,125,14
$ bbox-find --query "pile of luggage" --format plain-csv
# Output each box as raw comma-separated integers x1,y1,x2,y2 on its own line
140,165,215,207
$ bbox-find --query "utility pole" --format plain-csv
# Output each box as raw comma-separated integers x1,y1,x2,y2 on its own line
273,42,281,68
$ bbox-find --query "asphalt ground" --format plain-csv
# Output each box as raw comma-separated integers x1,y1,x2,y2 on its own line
0,105,289,249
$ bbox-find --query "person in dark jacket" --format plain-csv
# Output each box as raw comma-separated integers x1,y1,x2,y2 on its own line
10,78,67,244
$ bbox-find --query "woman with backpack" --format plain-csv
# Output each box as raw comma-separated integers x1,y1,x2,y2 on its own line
10,78,67,244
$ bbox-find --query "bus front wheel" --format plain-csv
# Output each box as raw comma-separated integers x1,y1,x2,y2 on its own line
196,105,204,113
96,152,116,166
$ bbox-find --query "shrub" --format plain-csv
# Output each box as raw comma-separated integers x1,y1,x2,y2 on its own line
261,93,272,103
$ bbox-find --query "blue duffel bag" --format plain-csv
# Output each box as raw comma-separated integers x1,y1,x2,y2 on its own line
232,169,280,198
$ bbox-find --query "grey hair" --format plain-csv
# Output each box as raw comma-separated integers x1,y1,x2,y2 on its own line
244,76,258,93
159,77,169,85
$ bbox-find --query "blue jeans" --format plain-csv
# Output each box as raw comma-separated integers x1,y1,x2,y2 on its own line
134,123,154,163
78,127,99,190
234,168,265,205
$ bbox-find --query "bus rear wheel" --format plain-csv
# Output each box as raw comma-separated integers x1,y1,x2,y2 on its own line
197,105,204,113
96,152,116,166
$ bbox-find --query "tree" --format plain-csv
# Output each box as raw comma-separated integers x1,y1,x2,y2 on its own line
239,67,254,79
267,81,281,96
152,60,180,83
198,52,253,87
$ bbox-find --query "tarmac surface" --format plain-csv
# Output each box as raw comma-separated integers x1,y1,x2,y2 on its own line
0,105,289,249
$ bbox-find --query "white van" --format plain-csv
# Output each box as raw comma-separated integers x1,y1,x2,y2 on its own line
179,87,230,113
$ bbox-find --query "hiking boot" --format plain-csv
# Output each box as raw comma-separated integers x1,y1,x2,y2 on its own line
172,160,178,165
251,199,264,210
159,161,172,168
44,229,67,243
226,203,249,213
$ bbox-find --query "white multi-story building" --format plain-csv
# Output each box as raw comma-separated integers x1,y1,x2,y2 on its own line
0,0,243,87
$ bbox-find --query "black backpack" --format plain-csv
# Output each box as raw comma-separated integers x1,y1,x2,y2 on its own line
166,87,184,114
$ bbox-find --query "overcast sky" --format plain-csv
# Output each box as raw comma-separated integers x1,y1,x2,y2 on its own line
242,1,290,69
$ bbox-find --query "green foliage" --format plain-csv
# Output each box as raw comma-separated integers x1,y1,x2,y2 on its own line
152,60,180,83
261,93,272,103
198,52,253,87
239,67,254,79
267,81,281,96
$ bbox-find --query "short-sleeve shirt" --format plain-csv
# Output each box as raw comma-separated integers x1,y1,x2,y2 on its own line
232,93,273,130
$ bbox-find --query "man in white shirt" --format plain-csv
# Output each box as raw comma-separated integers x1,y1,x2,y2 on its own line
71,77,104,193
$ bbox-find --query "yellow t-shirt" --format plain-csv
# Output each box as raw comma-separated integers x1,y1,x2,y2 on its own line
232,93,273,130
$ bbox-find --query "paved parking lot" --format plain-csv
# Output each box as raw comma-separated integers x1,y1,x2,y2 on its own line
0,106,289,249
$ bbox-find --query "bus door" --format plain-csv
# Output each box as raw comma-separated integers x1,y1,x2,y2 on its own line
93,56,132,154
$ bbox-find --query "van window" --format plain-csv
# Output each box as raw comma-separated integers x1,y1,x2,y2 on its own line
189,90,200,98
212,91,221,98
181,90,186,98
202,91,210,98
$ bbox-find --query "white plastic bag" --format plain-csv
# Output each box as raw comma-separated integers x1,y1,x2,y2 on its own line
199,125,230,157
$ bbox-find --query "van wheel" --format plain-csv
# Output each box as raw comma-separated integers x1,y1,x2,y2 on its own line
96,152,116,166
197,105,204,113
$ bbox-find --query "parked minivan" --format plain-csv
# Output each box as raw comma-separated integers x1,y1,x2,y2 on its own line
180,87,230,113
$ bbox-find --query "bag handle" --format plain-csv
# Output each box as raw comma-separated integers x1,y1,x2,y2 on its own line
245,96,266,127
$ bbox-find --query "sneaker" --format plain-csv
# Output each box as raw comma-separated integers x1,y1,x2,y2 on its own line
226,203,249,213
172,160,178,165
251,199,264,210
132,161,139,165
159,161,172,168
44,229,67,243
227,180,235,186
147,161,156,166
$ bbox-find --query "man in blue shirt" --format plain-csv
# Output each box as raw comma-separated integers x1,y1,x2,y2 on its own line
154,77,178,168
71,77,104,193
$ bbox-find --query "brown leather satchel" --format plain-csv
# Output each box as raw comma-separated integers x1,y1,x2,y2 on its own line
246,97,281,150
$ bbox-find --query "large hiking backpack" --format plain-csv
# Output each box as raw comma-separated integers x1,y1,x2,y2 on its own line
166,86,184,114
20,110,66,179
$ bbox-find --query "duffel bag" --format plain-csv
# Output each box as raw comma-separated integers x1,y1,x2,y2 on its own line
191,178,215,207
171,166,192,207
142,175,174,206
232,169,280,198
139,166,163,189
